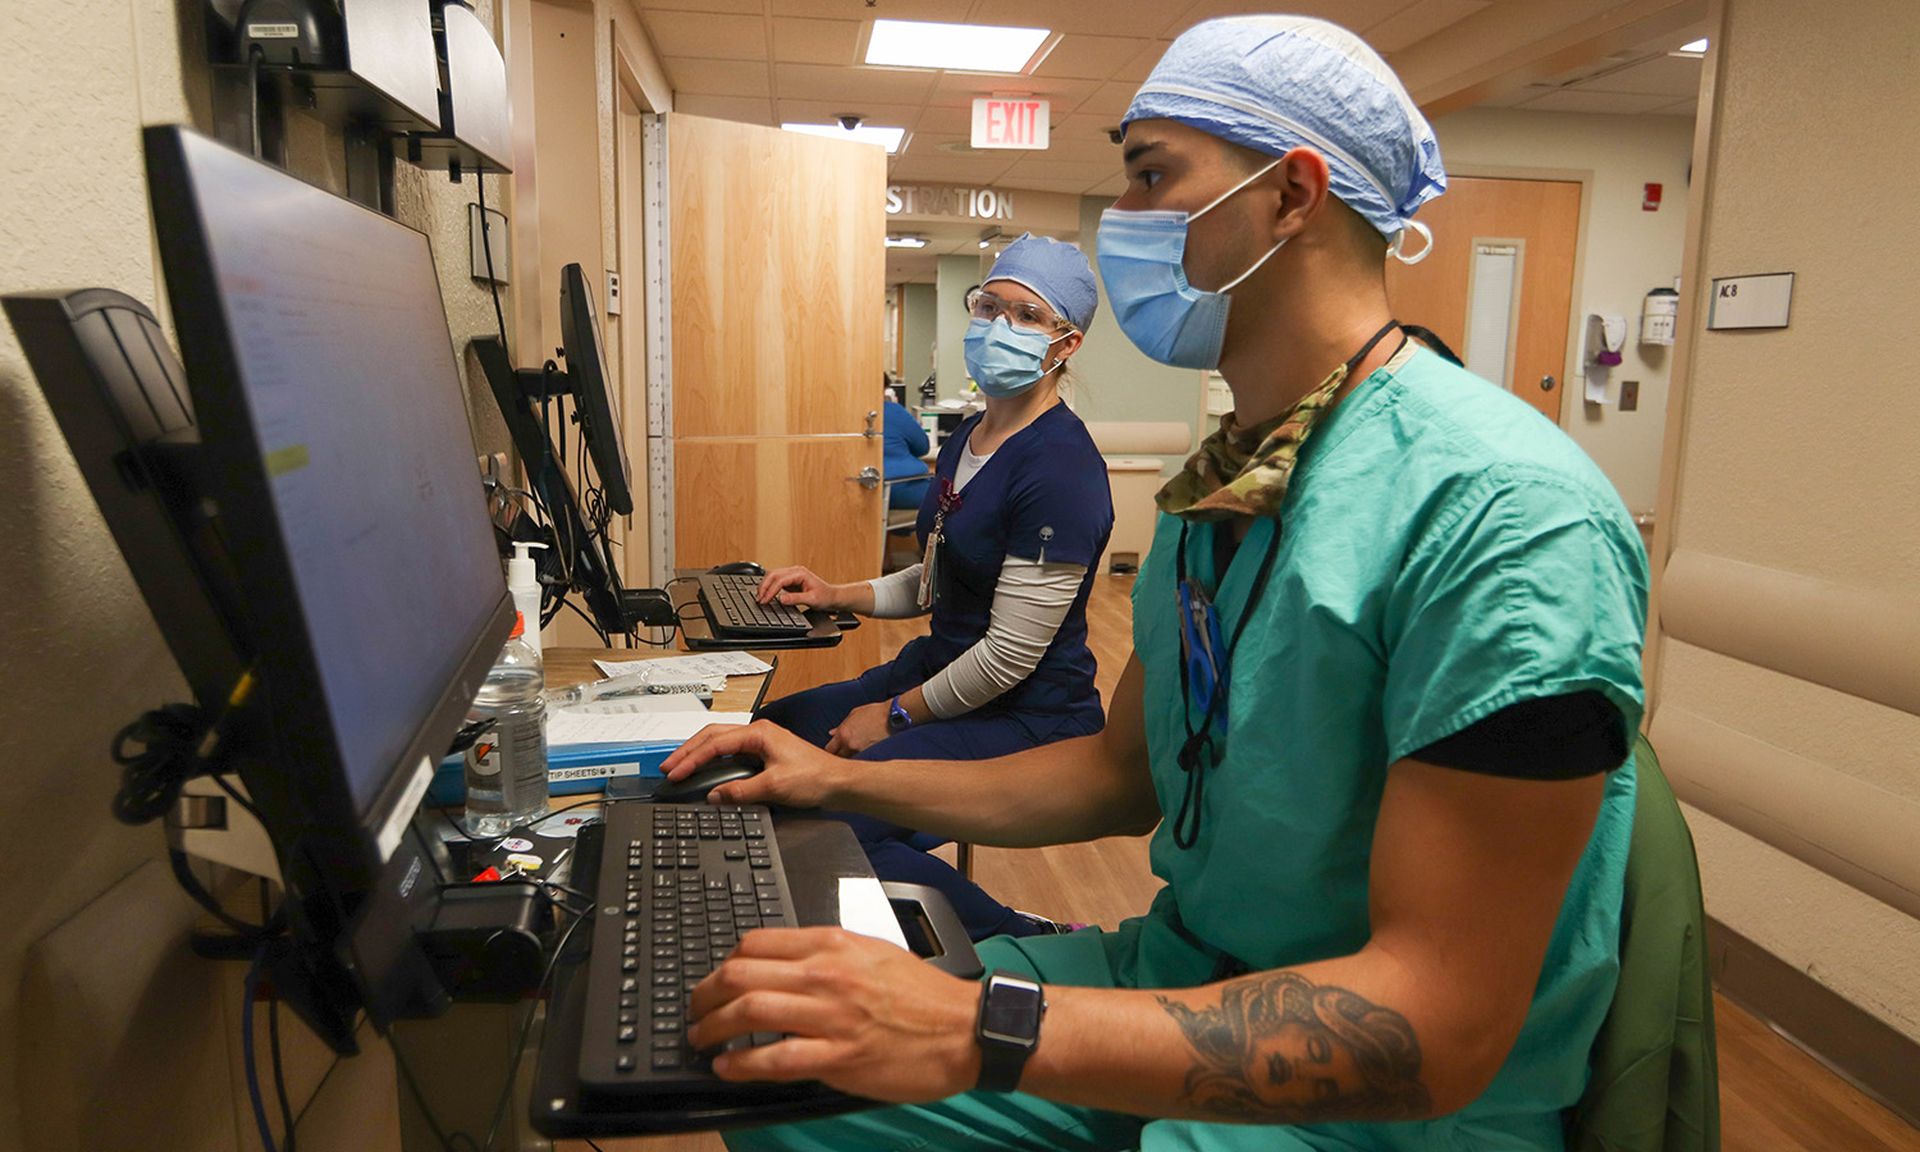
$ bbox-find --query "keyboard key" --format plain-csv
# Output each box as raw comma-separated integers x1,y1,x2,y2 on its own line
616,1054,637,1072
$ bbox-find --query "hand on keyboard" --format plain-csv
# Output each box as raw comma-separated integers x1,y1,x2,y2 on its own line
686,925,982,1103
755,564,850,612
661,720,847,809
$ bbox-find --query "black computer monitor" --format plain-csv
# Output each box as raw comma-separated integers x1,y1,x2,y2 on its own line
143,124,515,1041
472,334,629,635
558,262,633,517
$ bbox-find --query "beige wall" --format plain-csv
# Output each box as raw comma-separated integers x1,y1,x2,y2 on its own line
0,0,533,1147
1430,107,1695,514
1652,0,1920,1043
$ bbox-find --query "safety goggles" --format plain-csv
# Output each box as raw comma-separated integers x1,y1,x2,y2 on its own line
964,288,1068,333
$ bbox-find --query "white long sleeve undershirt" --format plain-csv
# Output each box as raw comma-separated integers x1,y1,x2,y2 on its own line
866,557,1087,719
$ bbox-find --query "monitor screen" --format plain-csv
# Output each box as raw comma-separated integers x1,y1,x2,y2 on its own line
166,130,505,816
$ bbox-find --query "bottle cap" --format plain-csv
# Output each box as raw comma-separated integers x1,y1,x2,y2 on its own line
510,610,525,638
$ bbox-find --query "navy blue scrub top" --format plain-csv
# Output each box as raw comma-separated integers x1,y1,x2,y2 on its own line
908,402,1113,721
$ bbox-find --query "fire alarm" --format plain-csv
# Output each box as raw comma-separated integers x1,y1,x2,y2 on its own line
1643,183,1663,211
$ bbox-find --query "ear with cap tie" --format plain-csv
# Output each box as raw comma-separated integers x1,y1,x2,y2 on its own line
1388,220,1434,265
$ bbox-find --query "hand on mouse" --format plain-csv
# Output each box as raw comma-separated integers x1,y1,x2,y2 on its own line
661,720,844,808
756,565,846,611
824,700,891,758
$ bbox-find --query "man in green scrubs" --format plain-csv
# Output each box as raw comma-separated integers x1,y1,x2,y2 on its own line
660,15,1648,1150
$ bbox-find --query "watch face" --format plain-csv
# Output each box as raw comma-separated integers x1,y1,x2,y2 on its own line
981,978,1043,1046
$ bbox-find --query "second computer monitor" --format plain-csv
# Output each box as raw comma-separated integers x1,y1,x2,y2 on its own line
559,262,633,517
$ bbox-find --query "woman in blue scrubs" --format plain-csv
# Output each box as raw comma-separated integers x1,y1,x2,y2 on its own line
751,233,1114,940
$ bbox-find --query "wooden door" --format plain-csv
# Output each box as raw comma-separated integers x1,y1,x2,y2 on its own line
1386,176,1581,423
667,113,886,690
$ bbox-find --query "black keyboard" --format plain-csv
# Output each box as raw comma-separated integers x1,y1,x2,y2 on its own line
697,572,814,638
577,801,798,1100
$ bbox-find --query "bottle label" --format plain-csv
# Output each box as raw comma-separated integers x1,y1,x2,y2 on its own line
466,737,504,778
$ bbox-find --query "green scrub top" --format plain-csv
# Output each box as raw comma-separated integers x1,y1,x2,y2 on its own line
1119,345,1650,1146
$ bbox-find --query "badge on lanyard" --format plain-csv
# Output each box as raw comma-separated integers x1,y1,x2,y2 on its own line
917,477,964,611
1177,579,1229,733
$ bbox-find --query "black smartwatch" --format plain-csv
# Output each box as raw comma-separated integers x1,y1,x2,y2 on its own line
975,971,1047,1092
887,695,913,734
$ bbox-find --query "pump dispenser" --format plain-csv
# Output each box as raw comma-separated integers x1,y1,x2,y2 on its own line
506,542,548,656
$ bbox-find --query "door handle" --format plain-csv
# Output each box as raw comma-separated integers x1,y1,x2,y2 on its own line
847,466,881,490
1541,374,1557,391
864,410,879,438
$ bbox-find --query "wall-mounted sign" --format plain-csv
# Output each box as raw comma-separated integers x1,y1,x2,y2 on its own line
1707,271,1793,330
971,98,1049,150
885,184,1016,220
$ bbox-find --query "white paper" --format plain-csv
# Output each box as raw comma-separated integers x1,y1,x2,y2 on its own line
562,695,707,716
837,877,910,950
547,710,753,747
594,651,773,681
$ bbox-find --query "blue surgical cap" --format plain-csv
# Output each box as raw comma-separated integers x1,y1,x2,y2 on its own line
984,233,1099,331
1123,16,1446,246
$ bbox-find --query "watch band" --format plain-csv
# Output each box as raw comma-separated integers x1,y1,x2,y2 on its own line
975,972,1046,1092
888,694,913,733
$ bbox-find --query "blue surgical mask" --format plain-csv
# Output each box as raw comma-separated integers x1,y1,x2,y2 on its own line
1096,157,1286,370
962,317,1068,398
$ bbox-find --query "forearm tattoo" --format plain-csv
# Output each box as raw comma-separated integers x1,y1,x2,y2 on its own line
1155,971,1431,1123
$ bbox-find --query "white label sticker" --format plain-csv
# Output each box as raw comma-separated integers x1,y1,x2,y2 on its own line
251,22,300,39
376,756,435,863
547,760,642,783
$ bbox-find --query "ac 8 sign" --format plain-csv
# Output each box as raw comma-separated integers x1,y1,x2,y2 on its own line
971,98,1050,150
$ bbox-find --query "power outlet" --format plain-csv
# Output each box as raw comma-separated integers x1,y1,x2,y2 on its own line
1620,380,1640,412
605,270,622,316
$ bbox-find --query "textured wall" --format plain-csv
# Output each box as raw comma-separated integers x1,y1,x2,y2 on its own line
0,0,513,1146
1430,107,1695,514
900,282,937,391
1654,0,1920,1040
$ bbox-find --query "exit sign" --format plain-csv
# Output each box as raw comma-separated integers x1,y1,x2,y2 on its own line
971,98,1049,150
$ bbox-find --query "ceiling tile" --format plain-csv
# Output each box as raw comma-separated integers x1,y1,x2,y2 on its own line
1166,0,1407,37
641,10,767,61
774,62,937,103
1515,88,1682,115
994,174,1106,194
640,0,761,14
887,152,1020,185
672,93,776,125
1087,173,1128,197
996,157,1119,185
766,0,962,19
1472,84,1553,108
1033,35,1154,80
913,105,974,135
1362,0,1492,54
963,0,1173,39
664,57,771,98
1074,80,1141,117
1574,53,1703,97
770,17,861,66
1112,40,1170,83
1651,97,1698,117
776,99,925,129
925,72,1099,110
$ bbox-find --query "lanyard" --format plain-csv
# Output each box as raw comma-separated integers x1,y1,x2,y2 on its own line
1166,319,1403,851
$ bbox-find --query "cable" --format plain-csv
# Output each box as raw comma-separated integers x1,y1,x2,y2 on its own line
247,46,265,160
480,911,589,1152
387,1026,471,1152
476,173,511,360
585,1140,610,1152
269,996,298,1152
243,946,279,1152
560,597,609,646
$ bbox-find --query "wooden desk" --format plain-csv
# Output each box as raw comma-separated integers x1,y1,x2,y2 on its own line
541,646,775,713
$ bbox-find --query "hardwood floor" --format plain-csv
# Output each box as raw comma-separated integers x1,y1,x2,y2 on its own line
570,574,1920,1152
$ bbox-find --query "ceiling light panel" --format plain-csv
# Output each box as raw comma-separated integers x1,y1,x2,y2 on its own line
864,19,1051,73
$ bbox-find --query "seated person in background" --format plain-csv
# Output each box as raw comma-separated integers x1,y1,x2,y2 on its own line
882,380,931,509
751,233,1114,940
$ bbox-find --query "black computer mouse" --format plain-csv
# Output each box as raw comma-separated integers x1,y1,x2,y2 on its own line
651,753,764,803
710,560,766,578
